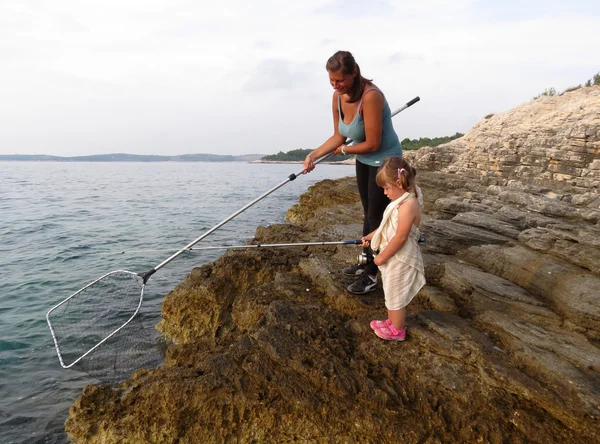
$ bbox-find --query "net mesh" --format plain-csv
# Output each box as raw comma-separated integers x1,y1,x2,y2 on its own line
47,270,166,384
48,271,146,368
73,313,166,385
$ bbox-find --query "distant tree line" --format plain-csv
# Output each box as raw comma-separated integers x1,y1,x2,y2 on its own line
261,133,465,161
401,133,464,151
261,149,351,162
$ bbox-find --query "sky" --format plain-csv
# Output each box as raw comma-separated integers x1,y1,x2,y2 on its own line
1,0,599,157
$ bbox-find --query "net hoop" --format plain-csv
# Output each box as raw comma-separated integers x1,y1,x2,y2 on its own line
46,270,145,369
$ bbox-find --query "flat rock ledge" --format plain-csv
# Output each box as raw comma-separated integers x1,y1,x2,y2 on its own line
66,87,600,443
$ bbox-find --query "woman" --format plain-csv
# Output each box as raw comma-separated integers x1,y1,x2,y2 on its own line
303,50,402,295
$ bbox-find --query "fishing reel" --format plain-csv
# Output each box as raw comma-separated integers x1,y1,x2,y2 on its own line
357,251,373,266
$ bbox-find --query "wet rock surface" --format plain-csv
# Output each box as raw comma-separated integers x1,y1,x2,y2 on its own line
66,87,600,443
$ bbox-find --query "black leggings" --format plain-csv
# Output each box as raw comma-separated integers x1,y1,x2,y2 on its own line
355,160,390,276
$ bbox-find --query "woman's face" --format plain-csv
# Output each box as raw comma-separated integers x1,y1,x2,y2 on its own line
328,70,356,95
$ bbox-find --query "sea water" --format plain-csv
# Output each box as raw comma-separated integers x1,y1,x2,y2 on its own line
0,161,355,443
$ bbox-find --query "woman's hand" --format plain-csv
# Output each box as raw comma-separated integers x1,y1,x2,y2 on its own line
333,145,347,156
360,236,370,248
303,154,315,173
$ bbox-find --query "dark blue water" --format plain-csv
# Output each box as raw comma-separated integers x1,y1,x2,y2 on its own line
0,161,354,443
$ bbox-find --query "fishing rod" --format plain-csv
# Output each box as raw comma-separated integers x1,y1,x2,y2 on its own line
46,95,421,369
92,240,364,256
139,96,421,285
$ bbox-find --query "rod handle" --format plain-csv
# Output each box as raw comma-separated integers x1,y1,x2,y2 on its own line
406,96,420,107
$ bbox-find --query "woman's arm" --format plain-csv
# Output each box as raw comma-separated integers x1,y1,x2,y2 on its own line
304,93,346,172
374,199,418,266
336,90,384,156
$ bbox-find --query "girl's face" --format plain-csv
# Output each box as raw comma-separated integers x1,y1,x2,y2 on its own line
328,70,356,95
382,180,404,201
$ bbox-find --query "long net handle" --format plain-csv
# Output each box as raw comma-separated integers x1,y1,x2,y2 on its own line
140,96,420,283
140,162,329,281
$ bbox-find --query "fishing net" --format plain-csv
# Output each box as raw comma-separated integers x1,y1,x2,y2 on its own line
46,270,166,383
47,270,146,369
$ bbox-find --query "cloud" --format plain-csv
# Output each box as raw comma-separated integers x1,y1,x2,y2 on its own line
0,0,599,156
254,40,272,49
314,0,394,17
244,59,320,92
388,52,426,64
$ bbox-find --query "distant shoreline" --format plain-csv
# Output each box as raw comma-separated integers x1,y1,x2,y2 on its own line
0,153,357,165
0,153,265,162
0,158,356,165
0,159,356,164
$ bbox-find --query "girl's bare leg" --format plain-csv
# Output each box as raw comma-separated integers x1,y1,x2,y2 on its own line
388,308,406,330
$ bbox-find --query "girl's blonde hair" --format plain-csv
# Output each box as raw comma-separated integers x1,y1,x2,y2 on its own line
376,156,418,197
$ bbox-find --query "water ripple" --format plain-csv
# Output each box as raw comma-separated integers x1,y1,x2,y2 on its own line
0,161,355,443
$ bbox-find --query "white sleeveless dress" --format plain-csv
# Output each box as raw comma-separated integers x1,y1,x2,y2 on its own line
370,190,426,310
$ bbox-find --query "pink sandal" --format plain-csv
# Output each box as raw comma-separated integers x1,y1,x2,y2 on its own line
374,324,406,341
370,319,391,330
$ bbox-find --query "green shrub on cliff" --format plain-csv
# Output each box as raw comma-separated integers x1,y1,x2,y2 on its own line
533,87,557,99
534,72,600,100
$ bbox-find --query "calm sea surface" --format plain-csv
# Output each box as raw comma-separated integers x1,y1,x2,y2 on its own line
0,161,355,443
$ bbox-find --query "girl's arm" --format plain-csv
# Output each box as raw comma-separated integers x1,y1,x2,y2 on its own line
374,199,419,266
335,90,384,156
304,93,347,172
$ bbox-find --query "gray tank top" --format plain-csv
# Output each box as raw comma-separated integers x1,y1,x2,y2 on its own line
337,87,402,167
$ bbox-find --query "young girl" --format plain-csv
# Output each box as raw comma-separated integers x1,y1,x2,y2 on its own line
361,156,425,341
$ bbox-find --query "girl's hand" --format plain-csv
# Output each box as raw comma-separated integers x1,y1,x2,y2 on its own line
303,154,315,173
360,237,370,248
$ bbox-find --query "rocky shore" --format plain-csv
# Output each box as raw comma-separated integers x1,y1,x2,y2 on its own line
65,86,599,443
